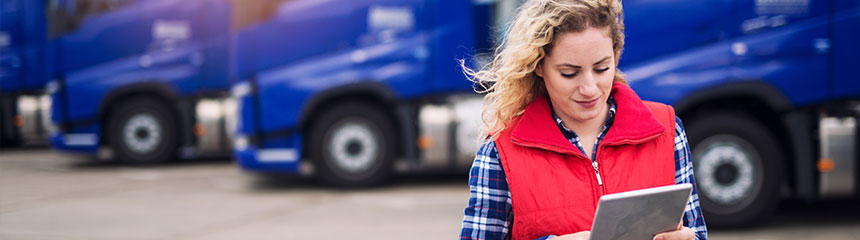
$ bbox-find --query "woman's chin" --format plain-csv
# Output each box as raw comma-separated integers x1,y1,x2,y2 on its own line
570,112,600,123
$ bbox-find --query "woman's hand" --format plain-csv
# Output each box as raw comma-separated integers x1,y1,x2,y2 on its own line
653,226,695,240
553,231,590,240
553,224,694,240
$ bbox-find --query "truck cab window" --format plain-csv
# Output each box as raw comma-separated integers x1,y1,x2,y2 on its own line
46,0,134,38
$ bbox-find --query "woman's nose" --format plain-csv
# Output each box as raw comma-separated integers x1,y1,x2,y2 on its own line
578,72,599,98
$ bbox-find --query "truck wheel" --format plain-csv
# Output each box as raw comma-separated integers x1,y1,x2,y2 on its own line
107,98,178,162
687,112,782,227
309,102,395,187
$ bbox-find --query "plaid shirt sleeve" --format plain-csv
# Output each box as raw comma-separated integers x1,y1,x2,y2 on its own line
675,117,708,240
460,140,514,240
459,117,708,240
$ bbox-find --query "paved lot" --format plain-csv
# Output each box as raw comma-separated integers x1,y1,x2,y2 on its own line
1,148,859,240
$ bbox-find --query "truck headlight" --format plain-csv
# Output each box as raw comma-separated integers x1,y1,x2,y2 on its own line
234,135,248,151
231,81,251,98
227,81,250,139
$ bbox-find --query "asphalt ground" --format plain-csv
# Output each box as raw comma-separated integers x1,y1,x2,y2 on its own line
1,148,859,240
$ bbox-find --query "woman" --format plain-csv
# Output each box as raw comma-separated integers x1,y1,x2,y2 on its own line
459,0,707,239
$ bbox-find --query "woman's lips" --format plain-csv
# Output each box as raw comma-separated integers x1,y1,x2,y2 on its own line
576,99,599,108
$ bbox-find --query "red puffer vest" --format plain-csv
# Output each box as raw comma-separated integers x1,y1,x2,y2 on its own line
495,83,676,240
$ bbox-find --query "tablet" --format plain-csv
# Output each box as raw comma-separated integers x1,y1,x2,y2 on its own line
589,183,692,240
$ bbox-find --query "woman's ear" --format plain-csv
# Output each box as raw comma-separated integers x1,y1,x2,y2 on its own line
535,61,545,78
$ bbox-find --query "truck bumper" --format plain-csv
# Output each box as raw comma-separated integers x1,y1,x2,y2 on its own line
50,131,100,153
234,134,303,174
235,147,301,173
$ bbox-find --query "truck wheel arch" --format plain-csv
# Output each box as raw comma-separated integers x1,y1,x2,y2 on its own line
98,82,187,145
297,82,406,157
673,82,796,166
674,81,793,116
673,81,796,167
297,82,398,128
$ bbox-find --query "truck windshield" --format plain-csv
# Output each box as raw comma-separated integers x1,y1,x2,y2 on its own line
46,0,134,39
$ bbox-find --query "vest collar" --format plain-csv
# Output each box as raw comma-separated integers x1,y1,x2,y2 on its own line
510,83,666,154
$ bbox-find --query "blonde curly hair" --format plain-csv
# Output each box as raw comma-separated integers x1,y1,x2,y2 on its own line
464,0,626,141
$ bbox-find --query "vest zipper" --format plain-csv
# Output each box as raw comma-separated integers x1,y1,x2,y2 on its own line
593,144,607,197
592,160,605,196
591,161,603,185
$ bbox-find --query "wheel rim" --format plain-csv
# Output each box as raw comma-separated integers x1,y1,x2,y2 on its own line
122,113,162,155
328,120,378,173
694,134,762,214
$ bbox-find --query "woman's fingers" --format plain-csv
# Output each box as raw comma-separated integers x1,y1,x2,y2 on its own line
653,227,695,240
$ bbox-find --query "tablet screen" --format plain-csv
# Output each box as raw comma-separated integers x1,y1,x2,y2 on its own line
589,183,692,240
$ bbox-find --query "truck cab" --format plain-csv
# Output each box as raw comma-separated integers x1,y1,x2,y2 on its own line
47,0,235,161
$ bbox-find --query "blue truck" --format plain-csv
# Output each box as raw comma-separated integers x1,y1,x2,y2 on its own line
622,0,860,227
230,0,860,227
228,0,497,186
43,0,237,161
0,0,53,147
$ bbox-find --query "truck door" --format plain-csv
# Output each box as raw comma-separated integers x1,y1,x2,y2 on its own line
354,0,429,96
424,0,473,93
0,0,48,92
196,0,232,90
622,0,733,66
830,0,860,98
51,0,141,77
49,0,146,121
143,0,231,91
730,0,831,105
0,0,24,92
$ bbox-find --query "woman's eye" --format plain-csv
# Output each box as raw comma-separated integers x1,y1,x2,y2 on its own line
595,67,610,73
561,72,577,78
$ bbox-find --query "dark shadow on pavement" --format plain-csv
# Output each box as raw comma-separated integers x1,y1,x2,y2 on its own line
66,155,233,169
0,144,50,152
710,198,860,231
247,170,469,192
247,173,321,191
769,199,860,226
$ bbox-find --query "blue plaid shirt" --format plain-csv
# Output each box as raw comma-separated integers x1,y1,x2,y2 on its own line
460,97,708,240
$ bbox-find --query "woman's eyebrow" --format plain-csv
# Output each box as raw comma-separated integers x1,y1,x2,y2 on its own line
555,64,582,69
593,56,611,65
555,56,613,69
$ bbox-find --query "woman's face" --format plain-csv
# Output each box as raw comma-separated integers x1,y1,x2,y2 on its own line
536,27,615,125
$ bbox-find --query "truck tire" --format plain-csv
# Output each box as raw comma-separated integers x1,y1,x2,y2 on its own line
309,101,395,187
107,97,178,162
0,107,6,148
687,112,782,227
0,98,22,148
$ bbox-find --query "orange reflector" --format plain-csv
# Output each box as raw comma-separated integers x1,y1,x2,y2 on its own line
194,124,206,136
818,158,835,172
417,136,433,150
14,115,24,127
